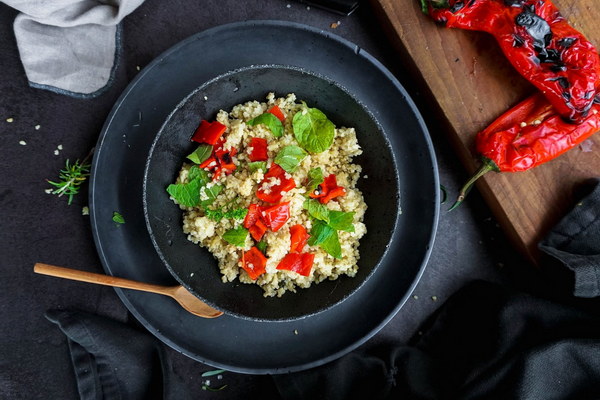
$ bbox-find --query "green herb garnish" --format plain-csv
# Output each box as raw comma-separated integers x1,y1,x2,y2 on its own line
303,199,330,223
292,104,335,153
202,385,228,392
304,201,354,258
205,207,248,222
256,240,268,254
248,161,267,173
247,112,283,137
47,151,93,205
308,219,335,246
112,211,125,224
166,166,214,208
199,184,223,207
328,210,355,232
274,145,307,173
201,369,226,377
222,226,249,247
306,167,324,194
186,144,213,164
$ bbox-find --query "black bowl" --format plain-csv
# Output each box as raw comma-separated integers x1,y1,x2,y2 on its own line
143,64,399,321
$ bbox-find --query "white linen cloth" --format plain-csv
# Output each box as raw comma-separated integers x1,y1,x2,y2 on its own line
4,0,145,97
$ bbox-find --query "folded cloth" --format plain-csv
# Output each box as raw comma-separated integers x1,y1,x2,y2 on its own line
273,280,600,400
45,309,192,400
539,178,600,298
4,0,144,97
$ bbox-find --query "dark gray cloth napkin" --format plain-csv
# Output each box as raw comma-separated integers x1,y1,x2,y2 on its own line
539,178,600,298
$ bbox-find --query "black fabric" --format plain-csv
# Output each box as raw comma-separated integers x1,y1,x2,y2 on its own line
274,281,600,400
539,178,600,298
45,310,192,400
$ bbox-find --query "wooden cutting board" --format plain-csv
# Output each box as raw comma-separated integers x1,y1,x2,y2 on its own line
370,0,600,265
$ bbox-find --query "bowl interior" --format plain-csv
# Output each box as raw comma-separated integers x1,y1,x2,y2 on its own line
143,65,399,321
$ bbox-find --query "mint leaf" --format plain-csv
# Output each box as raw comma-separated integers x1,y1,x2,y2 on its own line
167,179,202,207
188,165,210,184
199,184,222,207
274,145,307,173
248,161,267,173
306,167,324,194
256,240,267,255
308,219,335,246
328,210,355,232
186,144,213,164
247,113,283,137
303,199,330,223
321,229,342,259
292,105,335,153
222,226,248,247
112,211,125,224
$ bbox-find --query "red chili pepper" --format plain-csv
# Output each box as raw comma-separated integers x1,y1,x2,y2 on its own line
249,219,268,242
450,92,600,209
276,253,315,277
248,137,268,162
261,202,290,232
191,120,227,145
256,164,296,203
289,224,310,253
268,105,286,122
241,247,267,280
309,174,346,204
420,0,600,123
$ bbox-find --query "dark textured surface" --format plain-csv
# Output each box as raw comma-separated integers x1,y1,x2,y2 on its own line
0,0,544,398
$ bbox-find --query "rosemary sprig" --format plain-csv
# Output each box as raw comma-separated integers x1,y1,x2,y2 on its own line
47,148,94,205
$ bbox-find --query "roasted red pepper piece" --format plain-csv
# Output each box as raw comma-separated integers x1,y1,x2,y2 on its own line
421,0,600,123
261,202,290,232
451,92,600,209
309,174,346,204
241,247,267,280
256,164,296,203
191,120,227,145
200,138,237,181
249,219,268,242
243,203,261,228
289,224,310,253
248,137,268,161
268,105,286,122
276,253,315,277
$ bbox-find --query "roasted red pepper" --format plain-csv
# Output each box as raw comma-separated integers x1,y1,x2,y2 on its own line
241,247,267,280
243,203,261,229
309,174,346,204
268,105,286,122
289,224,310,253
191,120,227,145
249,219,268,242
276,253,315,277
256,164,296,203
199,138,237,181
420,0,600,123
261,202,290,232
248,137,268,161
451,92,600,209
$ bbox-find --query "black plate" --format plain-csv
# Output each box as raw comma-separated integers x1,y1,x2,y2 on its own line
90,21,439,373
144,65,400,321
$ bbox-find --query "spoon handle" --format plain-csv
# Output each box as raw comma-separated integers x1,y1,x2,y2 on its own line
33,263,172,296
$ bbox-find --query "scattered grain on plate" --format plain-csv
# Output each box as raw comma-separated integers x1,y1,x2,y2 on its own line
294,329,299,335
413,295,419,300
136,65,141,71
431,295,438,301
57,144,63,150
19,140,26,145
286,3,291,8
45,189,53,194
306,6,310,10
331,21,341,29
82,206,89,215
35,125,41,130
6,117,14,123
54,150,59,155
203,96,208,101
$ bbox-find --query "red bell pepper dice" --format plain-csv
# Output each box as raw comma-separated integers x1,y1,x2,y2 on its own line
241,247,267,280
289,224,310,253
248,137,268,161
309,173,346,204
249,219,268,242
191,120,227,145
243,204,261,229
268,105,286,122
276,252,315,276
261,202,290,232
256,164,296,203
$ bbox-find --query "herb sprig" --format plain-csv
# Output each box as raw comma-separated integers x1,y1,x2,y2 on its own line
47,148,94,205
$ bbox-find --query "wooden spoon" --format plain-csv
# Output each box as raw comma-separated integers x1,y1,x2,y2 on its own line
34,263,223,319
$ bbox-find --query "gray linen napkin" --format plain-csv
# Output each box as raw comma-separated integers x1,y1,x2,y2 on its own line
4,0,144,98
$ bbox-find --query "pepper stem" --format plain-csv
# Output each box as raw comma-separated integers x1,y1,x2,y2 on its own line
448,161,496,211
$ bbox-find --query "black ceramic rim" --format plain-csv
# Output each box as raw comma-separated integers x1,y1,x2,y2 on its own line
89,20,439,374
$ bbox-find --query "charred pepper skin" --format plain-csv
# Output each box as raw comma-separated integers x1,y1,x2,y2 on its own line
421,0,600,123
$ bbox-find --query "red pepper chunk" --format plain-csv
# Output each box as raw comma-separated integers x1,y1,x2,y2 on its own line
248,137,268,161
309,174,346,204
249,219,267,242
268,105,286,122
289,224,310,253
241,247,267,280
256,164,296,203
200,138,237,181
191,120,227,145
261,202,290,232
276,253,315,277
243,204,261,228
